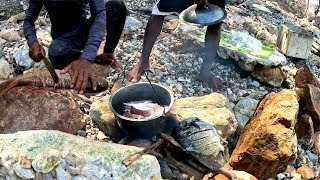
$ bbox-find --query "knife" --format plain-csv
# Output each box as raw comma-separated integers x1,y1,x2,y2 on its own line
38,53,60,83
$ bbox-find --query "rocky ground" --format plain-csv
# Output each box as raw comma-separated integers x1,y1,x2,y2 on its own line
0,0,320,179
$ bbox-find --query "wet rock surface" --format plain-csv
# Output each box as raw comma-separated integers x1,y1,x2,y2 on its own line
226,90,299,179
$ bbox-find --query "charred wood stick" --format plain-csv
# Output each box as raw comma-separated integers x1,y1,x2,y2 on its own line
185,159,208,173
160,133,185,151
74,94,93,104
164,149,204,180
122,139,164,166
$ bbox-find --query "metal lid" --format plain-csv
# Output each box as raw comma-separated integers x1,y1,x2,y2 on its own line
179,4,227,26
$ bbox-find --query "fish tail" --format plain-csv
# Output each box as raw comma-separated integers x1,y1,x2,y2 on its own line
0,79,19,97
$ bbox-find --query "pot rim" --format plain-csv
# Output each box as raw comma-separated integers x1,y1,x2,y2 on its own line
109,82,174,122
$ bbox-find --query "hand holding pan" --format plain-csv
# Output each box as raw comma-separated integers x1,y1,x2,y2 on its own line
179,3,227,26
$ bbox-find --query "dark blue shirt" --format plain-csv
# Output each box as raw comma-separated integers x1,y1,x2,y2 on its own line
23,0,106,61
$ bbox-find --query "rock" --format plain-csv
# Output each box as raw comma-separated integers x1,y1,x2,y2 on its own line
251,67,286,87
97,131,107,140
233,98,259,130
299,85,320,130
295,114,314,148
0,0,27,20
297,164,316,179
0,87,87,134
124,16,143,32
0,29,21,41
292,173,303,180
13,163,35,179
313,132,320,154
249,4,272,14
256,27,276,44
13,44,34,70
226,90,299,179
7,12,25,23
214,170,258,180
295,65,320,88
89,95,124,139
0,130,162,179
171,93,238,140
296,0,319,19
0,59,12,80
218,46,287,71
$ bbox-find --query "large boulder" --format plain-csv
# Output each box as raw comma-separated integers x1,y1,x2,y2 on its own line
299,85,320,130
295,65,320,88
226,90,299,179
0,130,161,180
295,114,314,148
251,67,286,87
0,86,87,134
170,93,238,140
0,0,27,20
89,95,124,139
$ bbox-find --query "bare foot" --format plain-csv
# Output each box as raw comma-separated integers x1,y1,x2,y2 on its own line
197,73,223,92
95,53,123,71
127,61,150,83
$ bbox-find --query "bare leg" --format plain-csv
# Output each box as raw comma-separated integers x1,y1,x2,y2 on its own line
198,22,223,91
128,15,165,82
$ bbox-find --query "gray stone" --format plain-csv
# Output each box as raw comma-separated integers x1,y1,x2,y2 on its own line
0,0,27,20
124,16,143,32
0,59,12,80
0,130,162,180
234,98,259,129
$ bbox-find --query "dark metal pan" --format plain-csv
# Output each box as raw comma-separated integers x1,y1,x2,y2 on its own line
179,3,227,26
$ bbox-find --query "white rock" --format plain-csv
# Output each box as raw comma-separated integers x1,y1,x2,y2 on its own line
56,166,72,180
13,163,35,179
73,175,90,180
251,80,260,87
13,44,34,70
0,59,11,80
0,29,21,41
227,88,233,95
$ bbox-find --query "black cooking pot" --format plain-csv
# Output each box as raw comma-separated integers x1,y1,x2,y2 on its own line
109,82,174,138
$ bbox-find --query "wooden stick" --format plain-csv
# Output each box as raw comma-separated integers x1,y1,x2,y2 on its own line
217,168,237,180
164,149,204,180
160,133,185,151
122,139,164,166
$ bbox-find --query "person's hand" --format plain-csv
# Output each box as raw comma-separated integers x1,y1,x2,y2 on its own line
96,53,123,71
61,59,97,94
29,42,46,62
193,0,208,7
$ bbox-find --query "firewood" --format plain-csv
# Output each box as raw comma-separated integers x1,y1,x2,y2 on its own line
122,139,164,166
164,149,204,180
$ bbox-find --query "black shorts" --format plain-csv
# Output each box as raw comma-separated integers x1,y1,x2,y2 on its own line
154,0,226,14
